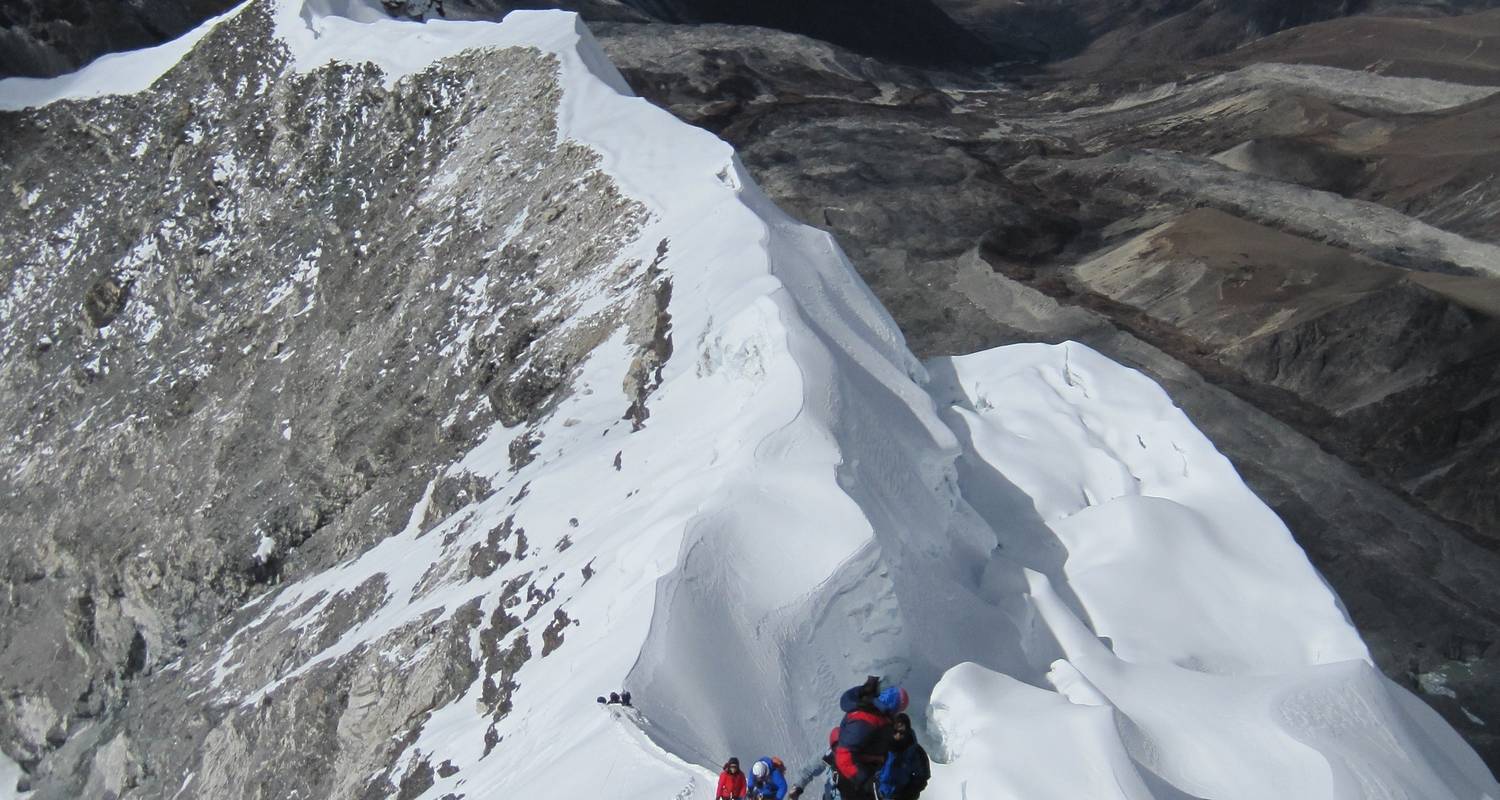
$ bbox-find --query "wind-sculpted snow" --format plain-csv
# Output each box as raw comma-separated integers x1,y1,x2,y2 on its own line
0,1,1496,798
927,344,1498,799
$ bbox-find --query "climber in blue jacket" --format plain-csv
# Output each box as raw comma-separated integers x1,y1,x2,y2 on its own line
877,713,930,800
748,756,790,799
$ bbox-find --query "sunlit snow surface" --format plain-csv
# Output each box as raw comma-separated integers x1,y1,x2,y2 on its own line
929,345,1498,799
2,2,1497,799
0,752,25,800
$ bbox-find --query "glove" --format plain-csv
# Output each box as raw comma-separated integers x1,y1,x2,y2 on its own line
860,675,880,699
788,788,804,800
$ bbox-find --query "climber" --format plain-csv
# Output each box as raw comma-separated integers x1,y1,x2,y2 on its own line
717,757,748,800
833,676,908,799
787,727,842,800
748,756,790,799
877,714,930,800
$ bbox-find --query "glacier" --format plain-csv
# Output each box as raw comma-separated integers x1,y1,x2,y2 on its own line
1,1,1497,798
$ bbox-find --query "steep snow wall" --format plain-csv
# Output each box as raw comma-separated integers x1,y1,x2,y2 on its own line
0,2,1497,799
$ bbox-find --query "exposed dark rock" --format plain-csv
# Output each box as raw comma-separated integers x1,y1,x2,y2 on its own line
468,517,518,579
541,608,571,656
623,267,672,430
81,274,130,328
394,757,434,800
423,472,495,532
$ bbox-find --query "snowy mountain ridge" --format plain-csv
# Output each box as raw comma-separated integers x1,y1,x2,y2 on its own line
0,1,1497,798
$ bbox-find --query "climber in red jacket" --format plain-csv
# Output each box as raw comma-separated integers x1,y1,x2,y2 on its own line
717,756,748,799
833,676,909,798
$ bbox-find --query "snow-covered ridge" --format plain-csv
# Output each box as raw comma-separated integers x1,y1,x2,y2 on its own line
2,2,1497,799
0,5,253,111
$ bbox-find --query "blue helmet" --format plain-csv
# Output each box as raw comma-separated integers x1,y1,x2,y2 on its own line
875,686,909,714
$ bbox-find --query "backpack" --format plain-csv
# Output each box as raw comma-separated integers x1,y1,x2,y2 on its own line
771,757,786,774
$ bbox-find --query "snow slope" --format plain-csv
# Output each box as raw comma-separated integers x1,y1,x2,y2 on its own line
927,344,1498,799
0,4,255,111
0,752,24,800
2,2,1497,799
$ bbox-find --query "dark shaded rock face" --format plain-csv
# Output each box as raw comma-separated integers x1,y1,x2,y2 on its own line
13,0,1500,82
917,0,1500,76
1,0,1003,77
590,12,1500,771
620,0,1002,66
383,0,1500,71
930,0,1371,70
0,0,242,78
392,0,1007,66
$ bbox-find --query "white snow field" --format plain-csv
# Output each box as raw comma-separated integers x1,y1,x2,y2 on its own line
3,2,1498,800
0,752,24,800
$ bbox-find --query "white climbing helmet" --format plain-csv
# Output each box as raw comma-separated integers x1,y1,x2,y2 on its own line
752,761,768,779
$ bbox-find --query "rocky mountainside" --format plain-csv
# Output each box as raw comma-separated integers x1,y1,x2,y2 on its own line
13,0,1500,79
0,2,666,794
927,0,1500,75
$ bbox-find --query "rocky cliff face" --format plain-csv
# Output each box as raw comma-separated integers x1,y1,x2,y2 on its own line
1,4,669,794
